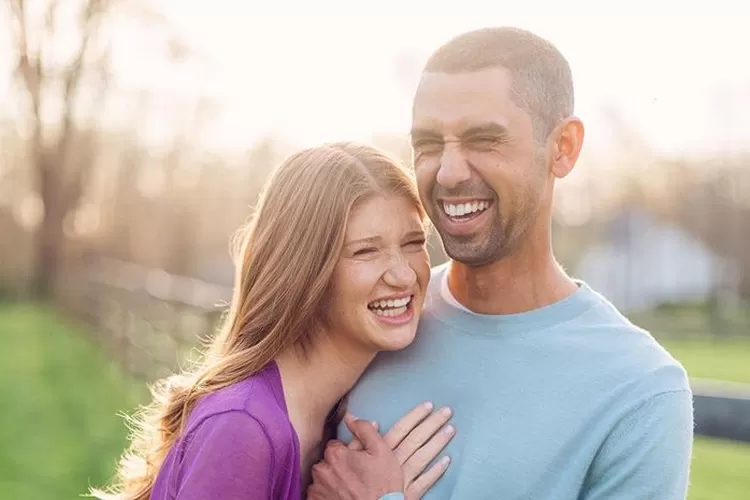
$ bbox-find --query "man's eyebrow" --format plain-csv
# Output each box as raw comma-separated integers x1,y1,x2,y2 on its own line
410,122,510,140
410,127,442,140
460,122,510,137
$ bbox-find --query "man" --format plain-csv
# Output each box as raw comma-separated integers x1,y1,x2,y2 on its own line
309,27,694,499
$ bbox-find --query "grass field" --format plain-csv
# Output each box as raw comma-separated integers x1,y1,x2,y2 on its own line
637,303,750,384
659,337,750,385
1,303,749,499
0,303,145,499
658,333,750,499
689,437,750,500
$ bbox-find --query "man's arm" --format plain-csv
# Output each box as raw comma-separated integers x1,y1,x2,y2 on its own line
582,390,694,499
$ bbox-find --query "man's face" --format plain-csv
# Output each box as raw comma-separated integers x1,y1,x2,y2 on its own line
411,67,549,266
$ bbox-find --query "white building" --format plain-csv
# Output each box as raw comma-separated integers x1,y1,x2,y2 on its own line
575,209,739,312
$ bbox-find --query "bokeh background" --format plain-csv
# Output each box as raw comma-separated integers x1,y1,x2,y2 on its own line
1,1,748,499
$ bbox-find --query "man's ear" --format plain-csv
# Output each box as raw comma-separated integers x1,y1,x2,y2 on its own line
548,117,584,179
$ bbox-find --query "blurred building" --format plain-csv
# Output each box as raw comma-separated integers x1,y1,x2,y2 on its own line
575,207,740,312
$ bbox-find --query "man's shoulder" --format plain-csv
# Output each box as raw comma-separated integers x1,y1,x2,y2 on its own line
576,283,691,397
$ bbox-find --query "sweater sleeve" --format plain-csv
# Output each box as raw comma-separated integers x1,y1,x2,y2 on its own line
582,390,694,500
175,410,276,500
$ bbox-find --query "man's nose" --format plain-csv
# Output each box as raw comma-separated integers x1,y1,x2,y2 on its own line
436,145,471,189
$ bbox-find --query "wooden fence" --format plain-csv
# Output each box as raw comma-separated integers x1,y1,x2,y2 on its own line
60,257,231,381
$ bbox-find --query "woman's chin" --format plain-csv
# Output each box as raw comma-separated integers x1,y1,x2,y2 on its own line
375,324,419,352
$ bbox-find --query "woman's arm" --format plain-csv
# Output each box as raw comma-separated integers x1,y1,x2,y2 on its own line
176,411,277,499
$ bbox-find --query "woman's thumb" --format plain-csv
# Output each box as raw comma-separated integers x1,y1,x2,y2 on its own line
345,414,383,452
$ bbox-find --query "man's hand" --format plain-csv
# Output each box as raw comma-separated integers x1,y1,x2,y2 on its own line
307,402,454,500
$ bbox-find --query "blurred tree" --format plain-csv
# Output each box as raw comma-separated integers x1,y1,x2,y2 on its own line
3,0,187,298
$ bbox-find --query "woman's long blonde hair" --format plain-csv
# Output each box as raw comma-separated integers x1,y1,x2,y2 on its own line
90,142,425,500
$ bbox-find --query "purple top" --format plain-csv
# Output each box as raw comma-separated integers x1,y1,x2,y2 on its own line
151,362,301,499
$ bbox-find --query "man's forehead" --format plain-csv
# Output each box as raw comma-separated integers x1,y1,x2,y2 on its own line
414,68,512,101
412,68,517,133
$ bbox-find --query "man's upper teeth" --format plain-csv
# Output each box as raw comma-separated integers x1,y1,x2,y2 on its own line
371,296,411,309
443,201,489,216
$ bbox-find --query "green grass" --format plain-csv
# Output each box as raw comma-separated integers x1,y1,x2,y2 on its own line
633,303,750,383
633,300,750,339
660,335,750,499
1,303,748,499
660,337,750,384
0,303,146,499
690,438,750,500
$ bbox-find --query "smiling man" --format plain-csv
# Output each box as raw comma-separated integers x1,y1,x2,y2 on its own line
309,27,694,500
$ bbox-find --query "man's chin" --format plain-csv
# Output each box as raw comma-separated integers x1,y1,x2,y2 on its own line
444,245,491,267
441,236,506,267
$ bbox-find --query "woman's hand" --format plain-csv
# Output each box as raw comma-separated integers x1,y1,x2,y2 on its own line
348,402,454,498
307,402,454,500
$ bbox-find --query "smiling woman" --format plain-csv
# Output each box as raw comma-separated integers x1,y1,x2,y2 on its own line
90,141,454,500
328,194,430,352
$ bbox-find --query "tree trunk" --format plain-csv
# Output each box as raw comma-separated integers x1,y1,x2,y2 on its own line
32,155,67,300
32,209,65,300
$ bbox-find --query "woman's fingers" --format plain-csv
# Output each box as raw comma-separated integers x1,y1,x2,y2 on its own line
347,416,378,451
405,456,451,500
382,401,435,450
340,404,455,499
402,422,455,482
394,406,453,465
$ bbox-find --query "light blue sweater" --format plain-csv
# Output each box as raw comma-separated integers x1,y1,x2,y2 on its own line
347,264,693,499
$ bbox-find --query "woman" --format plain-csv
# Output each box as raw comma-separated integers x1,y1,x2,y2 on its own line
91,142,454,500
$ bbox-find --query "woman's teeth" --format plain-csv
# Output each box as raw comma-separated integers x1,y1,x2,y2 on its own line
443,200,490,217
368,296,411,316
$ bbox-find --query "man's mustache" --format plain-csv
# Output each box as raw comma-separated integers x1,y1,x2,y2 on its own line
431,181,496,200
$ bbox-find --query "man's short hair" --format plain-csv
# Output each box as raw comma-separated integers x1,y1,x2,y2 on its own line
423,27,574,141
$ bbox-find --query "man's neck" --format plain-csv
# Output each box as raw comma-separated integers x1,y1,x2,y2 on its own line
447,229,577,315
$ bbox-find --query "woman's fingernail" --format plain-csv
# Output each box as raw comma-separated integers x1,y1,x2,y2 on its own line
423,401,434,411
440,406,453,417
444,424,455,435
441,456,451,466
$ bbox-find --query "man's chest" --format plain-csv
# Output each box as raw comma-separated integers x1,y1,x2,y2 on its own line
345,360,608,499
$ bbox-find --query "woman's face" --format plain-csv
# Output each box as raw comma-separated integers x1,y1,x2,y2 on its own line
324,194,431,355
